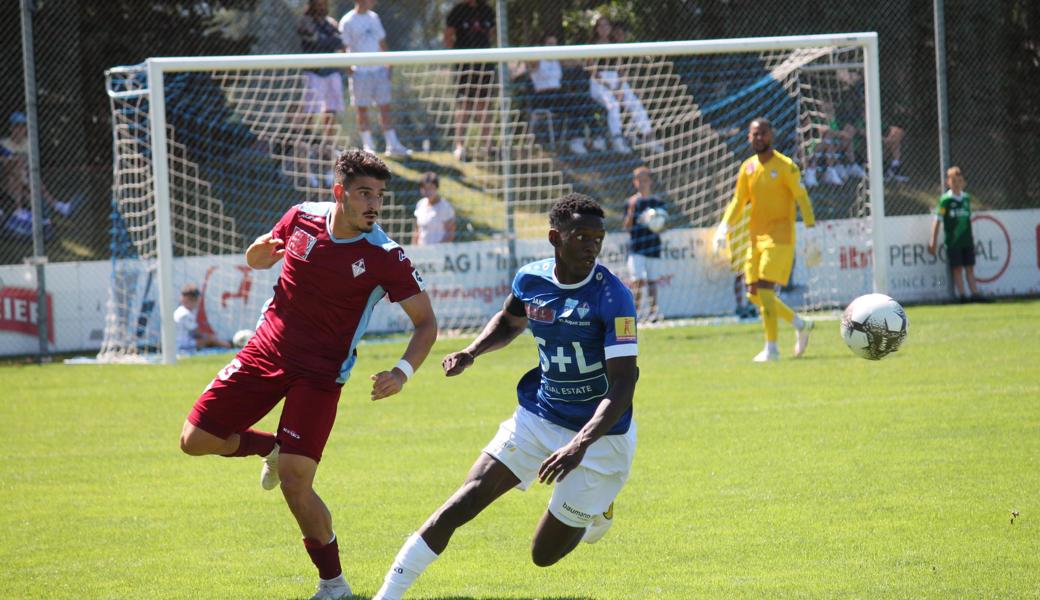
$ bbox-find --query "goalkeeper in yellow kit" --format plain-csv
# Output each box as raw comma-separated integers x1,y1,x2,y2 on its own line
713,118,816,362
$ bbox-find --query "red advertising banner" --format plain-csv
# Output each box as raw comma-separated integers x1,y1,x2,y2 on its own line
0,287,54,342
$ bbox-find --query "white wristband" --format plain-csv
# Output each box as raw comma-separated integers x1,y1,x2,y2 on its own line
394,359,414,381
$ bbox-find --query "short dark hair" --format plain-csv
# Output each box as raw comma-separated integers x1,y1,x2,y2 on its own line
336,149,392,186
180,283,200,297
420,171,439,186
549,193,604,230
750,116,772,131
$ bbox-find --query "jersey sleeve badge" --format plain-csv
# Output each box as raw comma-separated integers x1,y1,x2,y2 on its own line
614,316,637,341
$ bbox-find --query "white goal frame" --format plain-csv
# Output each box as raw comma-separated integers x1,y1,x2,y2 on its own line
133,32,885,364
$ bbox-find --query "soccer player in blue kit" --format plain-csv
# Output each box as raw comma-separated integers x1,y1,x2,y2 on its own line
372,193,640,600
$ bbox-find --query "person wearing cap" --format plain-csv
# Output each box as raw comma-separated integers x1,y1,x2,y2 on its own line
1,111,78,236
173,284,232,354
412,172,456,245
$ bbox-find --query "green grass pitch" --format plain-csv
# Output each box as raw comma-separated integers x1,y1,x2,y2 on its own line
3,300,1038,599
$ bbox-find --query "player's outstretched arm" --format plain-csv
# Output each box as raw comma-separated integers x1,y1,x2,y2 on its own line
443,294,527,377
245,232,285,270
538,356,638,485
371,291,438,401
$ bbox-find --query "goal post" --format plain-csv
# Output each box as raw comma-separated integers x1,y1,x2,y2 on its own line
103,32,885,364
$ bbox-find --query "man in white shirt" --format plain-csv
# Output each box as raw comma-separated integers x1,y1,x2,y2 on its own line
412,172,456,245
174,284,231,354
339,0,411,159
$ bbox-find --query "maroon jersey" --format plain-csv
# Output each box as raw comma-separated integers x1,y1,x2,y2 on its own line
249,202,425,383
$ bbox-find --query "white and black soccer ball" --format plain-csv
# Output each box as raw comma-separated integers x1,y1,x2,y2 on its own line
840,294,909,360
232,328,255,348
640,207,669,233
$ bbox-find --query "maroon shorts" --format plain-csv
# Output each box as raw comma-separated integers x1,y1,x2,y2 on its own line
187,347,343,462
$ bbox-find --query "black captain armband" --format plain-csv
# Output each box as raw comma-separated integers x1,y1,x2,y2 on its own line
504,294,526,317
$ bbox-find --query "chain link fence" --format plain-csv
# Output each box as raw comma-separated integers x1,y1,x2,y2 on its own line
0,0,1037,353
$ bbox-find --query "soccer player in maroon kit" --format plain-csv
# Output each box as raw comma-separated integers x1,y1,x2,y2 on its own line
178,149,437,600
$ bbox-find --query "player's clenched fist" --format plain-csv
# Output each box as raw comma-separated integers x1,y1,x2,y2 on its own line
370,369,406,401
245,232,286,270
441,350,474,376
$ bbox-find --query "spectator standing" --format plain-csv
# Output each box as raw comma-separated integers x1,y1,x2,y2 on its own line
622,166,666,321
928,166,987,302
339,0,412,159
173,284,231,354
444,0,496,162
297,0,346,187
412,172,456,245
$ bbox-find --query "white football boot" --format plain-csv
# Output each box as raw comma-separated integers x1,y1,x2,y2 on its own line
309,575,352,600
260,444,280,491
794,319,815,358
582,502,614,544
753,347,780,362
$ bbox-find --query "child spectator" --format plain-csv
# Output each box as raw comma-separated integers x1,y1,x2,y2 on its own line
174,284,232,354
928,166,988,302
622,166,668,320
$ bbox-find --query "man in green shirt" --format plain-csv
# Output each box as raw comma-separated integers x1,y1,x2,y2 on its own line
928,166,985,301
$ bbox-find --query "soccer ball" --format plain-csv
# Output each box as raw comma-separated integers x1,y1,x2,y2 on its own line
640,207,669,233
232,328,255,348
840,294,909,360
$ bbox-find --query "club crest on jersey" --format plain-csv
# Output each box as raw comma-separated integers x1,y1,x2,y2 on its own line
352,259,366,278
746,163,755,175
771,170,778,178
526,303,556,323
286,227,317,260
615,316,637,341
559,298,579,318
576,302,591,318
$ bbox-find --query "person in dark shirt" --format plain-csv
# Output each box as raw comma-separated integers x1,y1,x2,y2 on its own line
296,0,346,188
444,0,496,162
622,166,668,321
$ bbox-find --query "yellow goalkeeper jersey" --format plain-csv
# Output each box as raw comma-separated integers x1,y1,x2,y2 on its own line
726,150,814,246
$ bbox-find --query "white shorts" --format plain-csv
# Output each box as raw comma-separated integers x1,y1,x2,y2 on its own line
627,253,659,282
349,67,392,107
302,71,345,114
483,406,636,528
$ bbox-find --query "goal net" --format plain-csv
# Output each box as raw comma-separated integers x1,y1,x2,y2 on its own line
102,34,884,363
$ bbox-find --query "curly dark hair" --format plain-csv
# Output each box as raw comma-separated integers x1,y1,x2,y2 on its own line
335,149,392,186
549,193,604,230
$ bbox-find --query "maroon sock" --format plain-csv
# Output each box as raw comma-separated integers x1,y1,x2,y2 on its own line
222,429,277,457
303,535,343,580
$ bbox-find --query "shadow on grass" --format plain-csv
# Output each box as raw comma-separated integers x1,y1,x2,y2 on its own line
332,597,595,600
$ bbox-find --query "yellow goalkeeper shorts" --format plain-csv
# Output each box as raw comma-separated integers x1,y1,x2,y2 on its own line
744,242,794,286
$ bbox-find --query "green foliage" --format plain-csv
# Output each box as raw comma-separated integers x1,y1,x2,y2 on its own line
2,300,1039,598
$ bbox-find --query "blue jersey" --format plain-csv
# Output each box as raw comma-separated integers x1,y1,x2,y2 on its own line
512,259,639,435
629,194,666,257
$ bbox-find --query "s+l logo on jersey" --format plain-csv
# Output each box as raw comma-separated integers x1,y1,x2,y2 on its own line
352,259,366,278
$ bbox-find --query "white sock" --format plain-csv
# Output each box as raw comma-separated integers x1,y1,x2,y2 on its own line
361,130,375,149
385,129,401,147
320,573,348,587
766,341,779,354
374,532,439,600
793,315,805,330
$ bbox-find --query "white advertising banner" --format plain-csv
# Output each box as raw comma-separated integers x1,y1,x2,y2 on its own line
1,209,1037,356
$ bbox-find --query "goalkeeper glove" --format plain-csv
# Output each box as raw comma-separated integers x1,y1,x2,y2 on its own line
712,223,729,256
